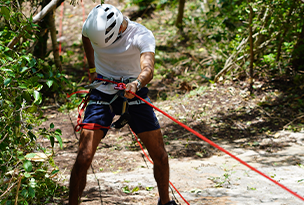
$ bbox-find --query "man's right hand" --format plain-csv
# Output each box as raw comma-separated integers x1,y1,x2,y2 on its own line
90,72,97,83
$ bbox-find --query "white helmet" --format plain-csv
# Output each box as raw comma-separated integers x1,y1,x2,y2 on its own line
83,4,123,48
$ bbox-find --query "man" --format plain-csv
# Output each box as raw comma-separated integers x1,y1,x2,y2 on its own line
69,4,177,205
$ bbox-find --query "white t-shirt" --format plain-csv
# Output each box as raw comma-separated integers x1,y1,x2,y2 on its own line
82,17,155,94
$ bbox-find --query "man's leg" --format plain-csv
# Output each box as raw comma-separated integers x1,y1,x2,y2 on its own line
69,129,104,205
137,129,170,205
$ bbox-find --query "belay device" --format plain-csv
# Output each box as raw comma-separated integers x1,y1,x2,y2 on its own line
110,85,131,129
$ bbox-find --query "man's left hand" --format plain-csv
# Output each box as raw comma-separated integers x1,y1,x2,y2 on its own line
124,82,137,99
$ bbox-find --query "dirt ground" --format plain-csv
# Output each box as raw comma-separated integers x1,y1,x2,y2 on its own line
41,79,304,205
40,1,304,204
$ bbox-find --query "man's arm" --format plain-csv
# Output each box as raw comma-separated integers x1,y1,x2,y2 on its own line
124,52,155,99
82,35,96,82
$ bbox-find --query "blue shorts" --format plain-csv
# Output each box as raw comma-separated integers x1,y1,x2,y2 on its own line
82,87,160,136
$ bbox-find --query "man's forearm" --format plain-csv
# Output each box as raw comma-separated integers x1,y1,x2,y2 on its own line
138,52,155,87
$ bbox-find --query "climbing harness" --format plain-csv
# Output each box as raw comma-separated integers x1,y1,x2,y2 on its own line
72,76,150,132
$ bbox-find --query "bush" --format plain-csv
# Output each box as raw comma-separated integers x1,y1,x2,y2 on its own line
0,2,67,204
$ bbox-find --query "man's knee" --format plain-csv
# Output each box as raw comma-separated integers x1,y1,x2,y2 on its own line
75,149,93,170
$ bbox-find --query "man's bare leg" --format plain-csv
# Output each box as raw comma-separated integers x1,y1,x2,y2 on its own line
137,129,170,204
69,129,104,205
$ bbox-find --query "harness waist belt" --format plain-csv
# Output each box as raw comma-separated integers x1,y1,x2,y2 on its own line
88,97,151,106
84,75,137,89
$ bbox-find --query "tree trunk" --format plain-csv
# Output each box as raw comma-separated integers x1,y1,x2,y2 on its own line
275,4,295,63
33,0,51,59
176,0,185,32
292,22,304,72
49,8,62,72
248,3,254,93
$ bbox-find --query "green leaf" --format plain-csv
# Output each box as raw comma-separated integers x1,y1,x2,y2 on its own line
1,6,10,20
196,152,203,158
55,134,63,149
36,169,46,172
22,55,31,63
24,172,31,178
28,105,38,113
122,186,131,193
19,84,28,89
23,160,33,172
33,90,42,104
132,186,140,193
46,80,54,88
28,186,35,198
49,70,54,78
50,123,55,129
35,84,43,91
28,131,37,141
20,66,29,73
190,188,203,194
25,153,36,159
36,73,44,78
55,129,62,135
29,58,36,67
21,188,29,198
49,136,54,148
4,78,11,86
51,170,59,175
146,187,154,191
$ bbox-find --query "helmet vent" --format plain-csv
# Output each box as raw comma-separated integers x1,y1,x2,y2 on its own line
105,33,114,43
104,7,109,12
107,12,114,20
105,21,116,35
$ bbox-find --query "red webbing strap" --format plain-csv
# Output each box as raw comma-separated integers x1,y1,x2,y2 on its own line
67,90,110,132
127,90,304,202
95,77,120,85
67,90,89,98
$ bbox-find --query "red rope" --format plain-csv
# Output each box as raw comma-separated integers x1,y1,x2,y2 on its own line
69,78,304,202
127,90,304,202
67,80,190,204
130,129,190,205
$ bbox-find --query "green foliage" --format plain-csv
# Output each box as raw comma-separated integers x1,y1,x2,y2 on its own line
126,0,155,11
209,0,304,76
0,1,67,204
148,0,304,84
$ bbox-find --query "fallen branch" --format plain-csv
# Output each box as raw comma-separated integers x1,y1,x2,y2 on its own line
0,133,8,144
283,115,304,129
7,0,62,49
214,37,248,82
182,51,206,68
70,0,100,6
14,176,22,205
0,181,18,199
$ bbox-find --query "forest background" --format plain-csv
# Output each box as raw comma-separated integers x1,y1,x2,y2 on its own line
1,0,304,204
